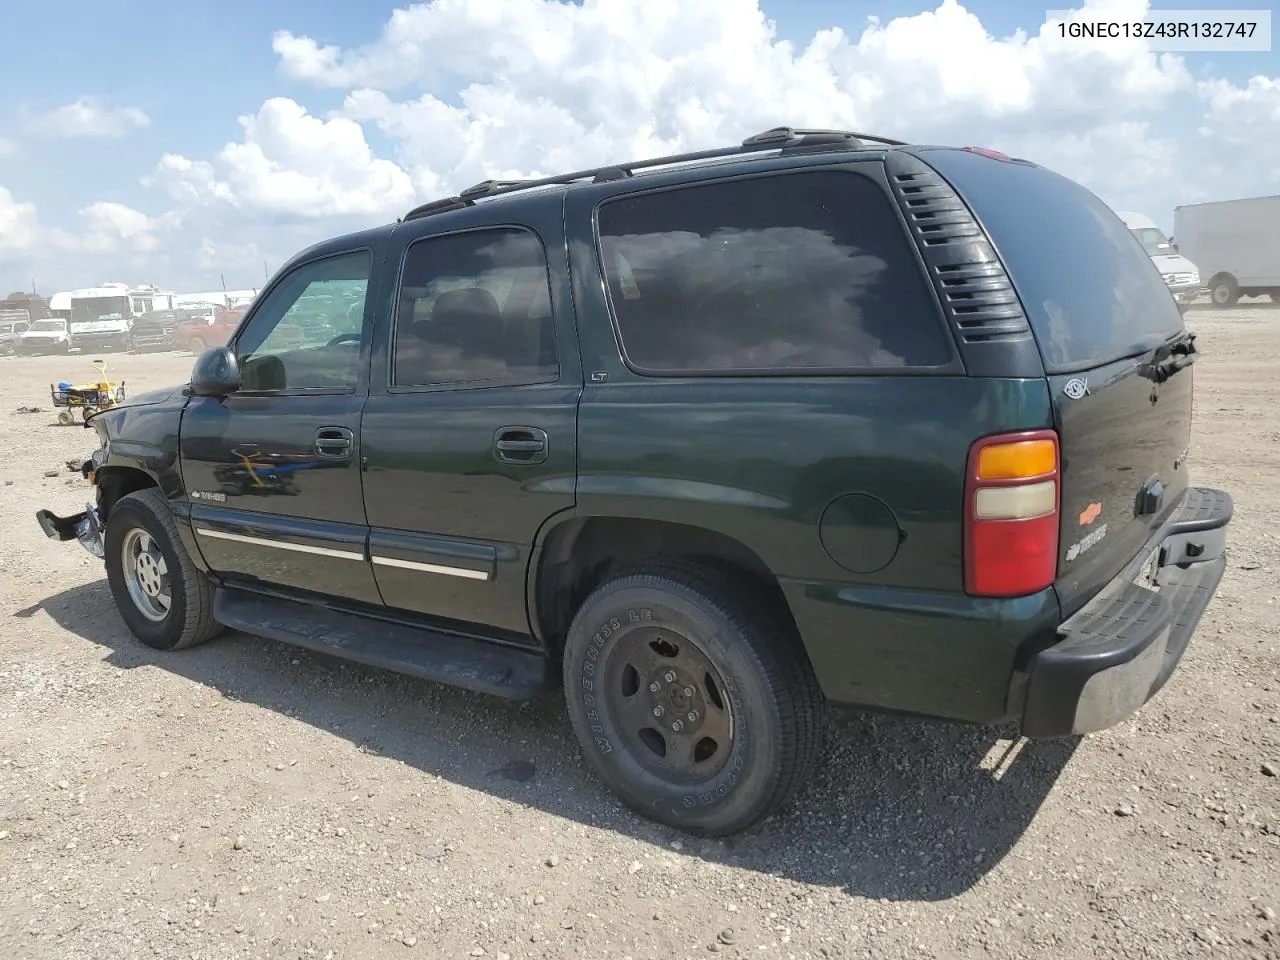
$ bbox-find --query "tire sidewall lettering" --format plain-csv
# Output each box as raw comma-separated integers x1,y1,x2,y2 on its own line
576,600,752,812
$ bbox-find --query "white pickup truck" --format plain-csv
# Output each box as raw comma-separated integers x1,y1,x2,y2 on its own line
17,318,72,355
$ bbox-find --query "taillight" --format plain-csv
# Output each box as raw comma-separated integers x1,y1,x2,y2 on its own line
964,430,1060,597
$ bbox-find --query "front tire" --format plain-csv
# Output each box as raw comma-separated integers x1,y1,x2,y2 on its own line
104,488,223,651
562,563,823,836
188,337,205,355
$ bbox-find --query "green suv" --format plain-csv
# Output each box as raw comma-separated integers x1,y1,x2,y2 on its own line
37,127,1232,836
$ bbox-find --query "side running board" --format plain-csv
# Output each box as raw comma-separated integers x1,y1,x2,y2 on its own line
213,589,554,700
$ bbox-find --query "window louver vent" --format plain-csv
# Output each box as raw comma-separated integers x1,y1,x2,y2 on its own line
888,163,1030,343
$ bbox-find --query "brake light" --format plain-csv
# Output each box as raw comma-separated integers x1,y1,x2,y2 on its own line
963,146,1010,161
964,430,1060,597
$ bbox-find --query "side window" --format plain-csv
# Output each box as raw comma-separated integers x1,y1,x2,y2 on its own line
235,251,371,392
392,227,558,388
596,170,953,373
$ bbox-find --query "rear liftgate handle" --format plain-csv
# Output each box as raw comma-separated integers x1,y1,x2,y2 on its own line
494,426,548,465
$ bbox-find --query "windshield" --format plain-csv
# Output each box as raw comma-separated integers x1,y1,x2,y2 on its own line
31,320,64,332
1130,227,1173,256
71,296,131,323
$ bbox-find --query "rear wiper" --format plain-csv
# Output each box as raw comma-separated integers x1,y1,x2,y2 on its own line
1139,330,1198,383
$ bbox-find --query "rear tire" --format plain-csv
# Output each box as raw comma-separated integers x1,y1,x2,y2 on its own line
562,562,823,836
104,488,223,651
188,337,205,355
1210,277,1239,307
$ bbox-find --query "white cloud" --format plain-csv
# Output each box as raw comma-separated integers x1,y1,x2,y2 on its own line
149,154,233,207
73,202,170,255
197,238,261,272
0,138,17,158
10,0,1280,291
43,97,151,139
0,188,172,280
153,97,415,219
0,187,40,259
1195,76,1280,197
261,0,1203,213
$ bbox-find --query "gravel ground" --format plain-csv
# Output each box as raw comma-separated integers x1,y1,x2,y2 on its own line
1,309,1278,960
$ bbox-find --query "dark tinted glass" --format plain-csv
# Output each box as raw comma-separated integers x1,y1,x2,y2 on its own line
924,149,1183,373
596,170,952,373
393,228,559,387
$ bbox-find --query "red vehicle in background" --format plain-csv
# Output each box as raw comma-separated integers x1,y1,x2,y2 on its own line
177,305,245,354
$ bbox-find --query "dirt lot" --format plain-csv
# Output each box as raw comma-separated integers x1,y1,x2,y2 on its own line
1,310,1278,960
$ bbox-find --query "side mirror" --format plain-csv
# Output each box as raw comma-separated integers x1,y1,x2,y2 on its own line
190,346,241,398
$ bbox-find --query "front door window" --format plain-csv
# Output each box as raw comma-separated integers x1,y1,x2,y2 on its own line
235,251,372,392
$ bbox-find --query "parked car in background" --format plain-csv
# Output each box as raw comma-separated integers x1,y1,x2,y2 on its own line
130,309,185,351
0,315,31,355
1174,194,1280,306
17,318,71,354
177,305,245,354
1119,211,1202,314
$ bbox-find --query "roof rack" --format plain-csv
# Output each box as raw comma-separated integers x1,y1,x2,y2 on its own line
741,126,907,148
401,125,904,222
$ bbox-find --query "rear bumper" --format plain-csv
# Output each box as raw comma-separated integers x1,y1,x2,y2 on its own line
1021,486,1232,738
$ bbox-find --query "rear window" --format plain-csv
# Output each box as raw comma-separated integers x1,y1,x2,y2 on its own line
924,149,1182,373
596,169,954,374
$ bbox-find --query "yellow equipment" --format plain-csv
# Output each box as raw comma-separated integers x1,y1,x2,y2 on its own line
50,359,127,424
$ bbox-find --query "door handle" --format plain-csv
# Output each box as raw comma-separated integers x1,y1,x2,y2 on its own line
315,426,354,459
494,426,548,465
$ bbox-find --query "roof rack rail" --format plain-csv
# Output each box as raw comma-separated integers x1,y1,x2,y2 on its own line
742,126,907,148
400,125,905,222
401,196,473,221
459,179,529,200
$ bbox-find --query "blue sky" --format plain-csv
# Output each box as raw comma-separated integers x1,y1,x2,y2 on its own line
1,0,1276,294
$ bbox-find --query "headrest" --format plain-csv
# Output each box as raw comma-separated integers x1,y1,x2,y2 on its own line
432,287,501,324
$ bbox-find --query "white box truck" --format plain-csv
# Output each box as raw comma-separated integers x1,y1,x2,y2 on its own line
1173,195,1280,307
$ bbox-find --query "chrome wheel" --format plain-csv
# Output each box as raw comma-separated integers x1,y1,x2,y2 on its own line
121,527,171,622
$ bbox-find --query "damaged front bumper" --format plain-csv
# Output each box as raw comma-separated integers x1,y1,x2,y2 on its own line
36,502,105,558
35,454,106,559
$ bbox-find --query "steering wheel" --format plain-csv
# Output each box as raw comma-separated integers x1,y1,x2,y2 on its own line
326,333,361,347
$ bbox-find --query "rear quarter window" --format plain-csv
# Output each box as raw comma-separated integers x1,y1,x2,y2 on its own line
922,149,1183,373
595,169,955,375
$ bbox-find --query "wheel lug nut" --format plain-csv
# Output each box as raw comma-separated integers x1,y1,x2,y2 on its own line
652,705,664,718
649,681,661,693
683,686,694,697
671,720,683,732
664,670,677,683
687,710,698,722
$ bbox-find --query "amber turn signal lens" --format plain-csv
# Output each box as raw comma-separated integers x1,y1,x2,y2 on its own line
975,439,1056,481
